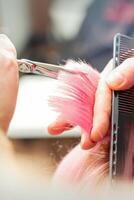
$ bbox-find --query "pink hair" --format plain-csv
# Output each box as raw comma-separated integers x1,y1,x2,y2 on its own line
48,61,109,188
49,60,100,138
53,138,109,189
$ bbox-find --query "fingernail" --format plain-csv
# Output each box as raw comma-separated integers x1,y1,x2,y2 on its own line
81,134,96,150
47,125,64,135
91,128,104,142
107,72,125,88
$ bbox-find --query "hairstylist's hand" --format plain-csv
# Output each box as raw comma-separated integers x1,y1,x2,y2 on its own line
90,57,134,142
48,61,113,149
0,34,18,132
48,58,134,149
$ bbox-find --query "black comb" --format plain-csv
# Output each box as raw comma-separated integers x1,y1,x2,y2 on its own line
110,33,134,183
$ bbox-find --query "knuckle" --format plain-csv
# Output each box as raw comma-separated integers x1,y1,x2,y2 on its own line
0,34,17,57
4,56,17,70
9,46,17,57
123,57,134,67
0,34,8,39
103,108,111,118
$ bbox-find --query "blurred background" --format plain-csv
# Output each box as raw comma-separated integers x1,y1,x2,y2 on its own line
0,0,93,64
0,0,133,138
0,0,134,192
1,0,134,71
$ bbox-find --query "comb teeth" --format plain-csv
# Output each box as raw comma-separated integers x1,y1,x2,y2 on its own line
118,36,134,115
120,49,134,62
119,36,134,56
119,87,134,114
110,34,134,182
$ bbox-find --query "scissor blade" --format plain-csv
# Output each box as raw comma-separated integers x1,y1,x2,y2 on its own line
17,59,76,79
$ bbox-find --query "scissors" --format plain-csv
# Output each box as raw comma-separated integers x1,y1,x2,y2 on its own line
17,59,76,79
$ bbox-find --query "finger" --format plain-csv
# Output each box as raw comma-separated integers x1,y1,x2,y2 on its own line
0,35,18,131
80,132,96,150
0,34,17,58
90,60,113,142
48,116,74,135
106,57,134,90
90,80,112,142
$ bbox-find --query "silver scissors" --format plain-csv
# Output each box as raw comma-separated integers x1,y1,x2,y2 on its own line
17,59,76,79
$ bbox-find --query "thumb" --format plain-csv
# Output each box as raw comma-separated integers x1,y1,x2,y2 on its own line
106,58,134,90
0,34,17,58
0,34,18,132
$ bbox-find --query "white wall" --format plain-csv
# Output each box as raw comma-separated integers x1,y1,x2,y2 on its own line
0,0,93,51
0,0,31,52
50,0,93,40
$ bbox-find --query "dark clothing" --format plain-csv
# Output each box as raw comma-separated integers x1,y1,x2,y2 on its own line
64,0,134,71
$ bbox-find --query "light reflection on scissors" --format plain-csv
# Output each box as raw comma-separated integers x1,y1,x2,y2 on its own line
17,59,76,79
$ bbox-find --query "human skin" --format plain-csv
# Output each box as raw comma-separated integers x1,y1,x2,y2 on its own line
0,34,18,132
48,58,134,149
0,36,78,185
91,57,134,143
1,34,134,191
1,34,134,147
